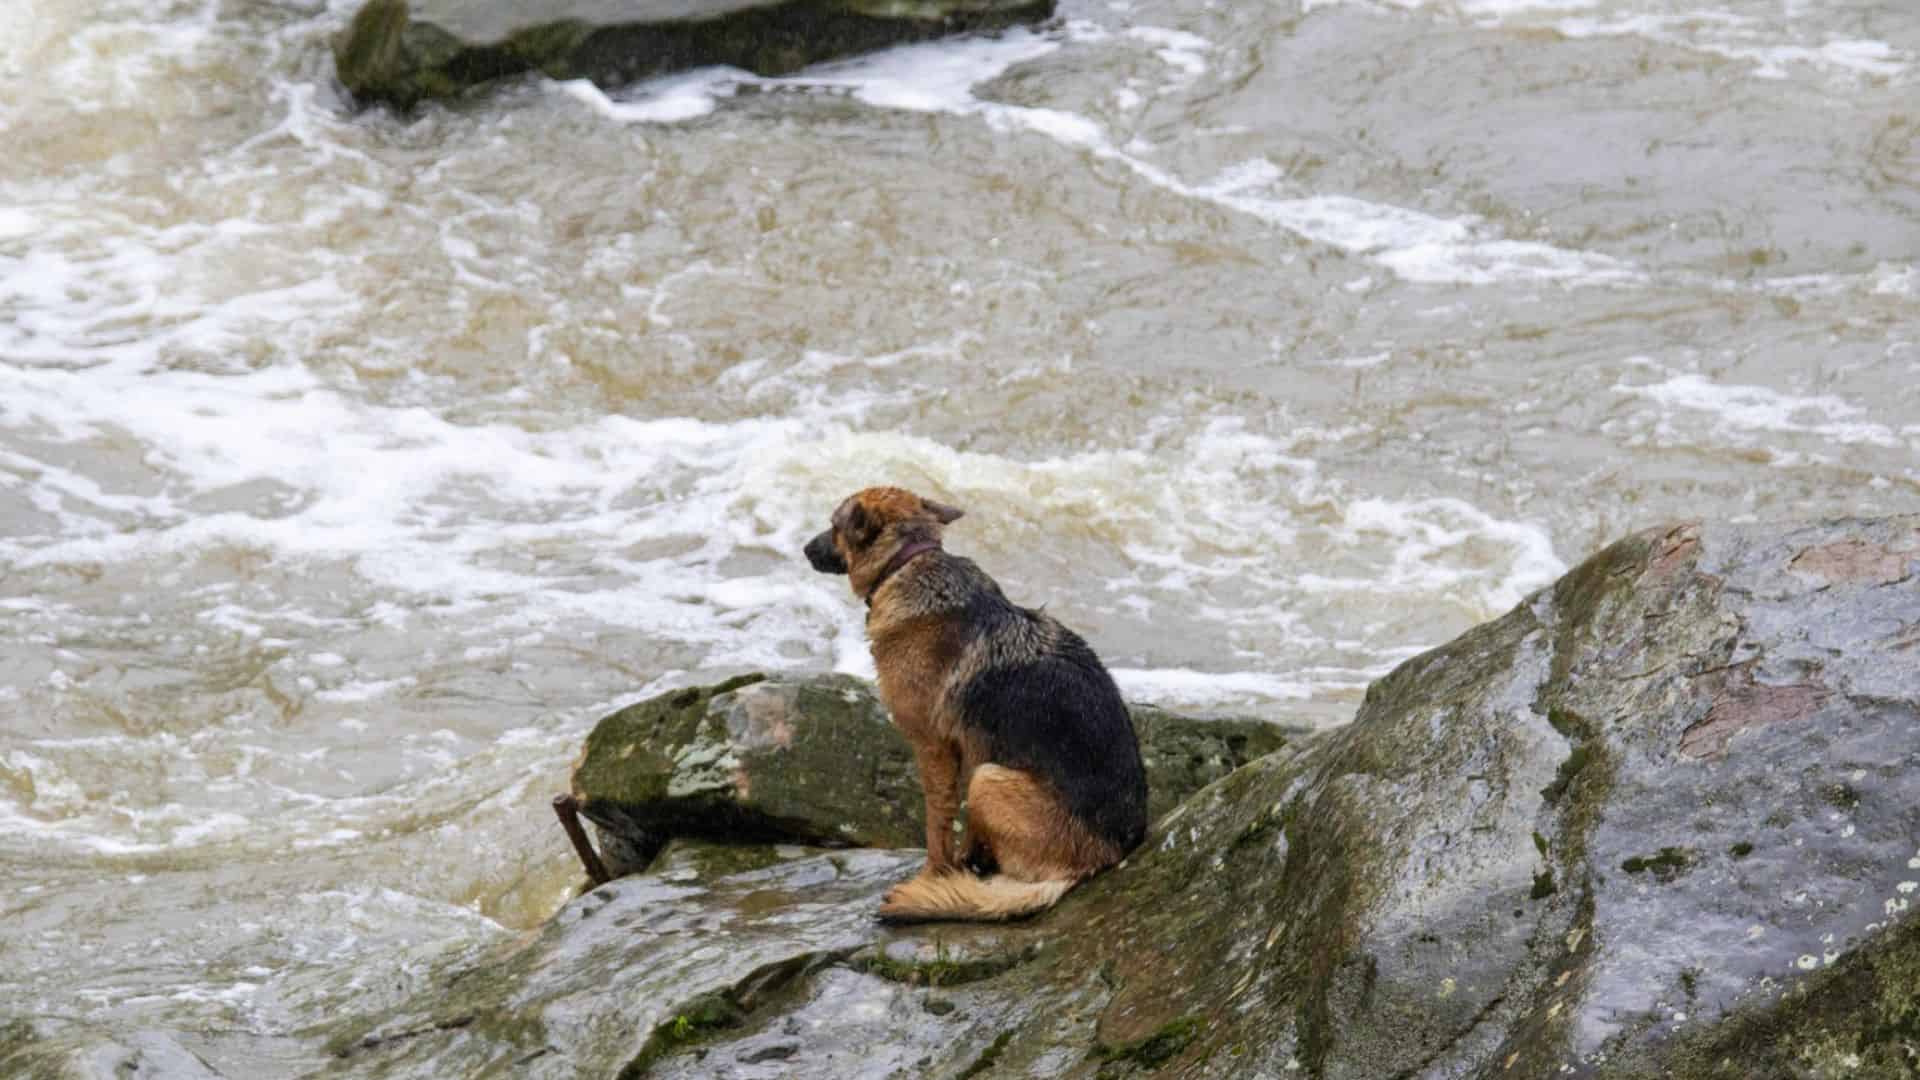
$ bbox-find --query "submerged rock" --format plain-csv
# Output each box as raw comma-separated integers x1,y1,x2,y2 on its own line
332,0,1056,109
567,672,1295,876
0,1022,228,1079
318,516,1920,1078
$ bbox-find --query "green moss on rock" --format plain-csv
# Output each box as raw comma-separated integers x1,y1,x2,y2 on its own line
850,939,1035,988
619,990,746,1078
956,1030,1013,1079
1094,1015,1207,1073
1620,847,1692,878
1608,917,1920,1078
569,674,1294,878
1531,869,1558,899
332,0,1058,110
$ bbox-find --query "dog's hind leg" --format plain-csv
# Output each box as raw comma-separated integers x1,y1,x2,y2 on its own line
874,764,1084,923
964,764,1102,883
878,765,1104,923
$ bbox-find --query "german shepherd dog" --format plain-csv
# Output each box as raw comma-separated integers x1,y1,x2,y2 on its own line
804,486,1148,921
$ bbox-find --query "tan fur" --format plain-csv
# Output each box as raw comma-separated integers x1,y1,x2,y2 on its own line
876,869,1074,923
911,742,963,872
870,614,964,743
870,613,969,872
964,763,1117,882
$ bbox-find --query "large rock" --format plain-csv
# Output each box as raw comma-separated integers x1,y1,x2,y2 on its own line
312,516,1920,1078
567,672,1297,875
333,0,1056,109
987,515,1920,1079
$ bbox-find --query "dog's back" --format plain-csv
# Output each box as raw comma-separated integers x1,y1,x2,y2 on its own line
941,560,1148,857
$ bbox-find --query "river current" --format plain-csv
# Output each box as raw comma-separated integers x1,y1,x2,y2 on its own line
1,0,1915,1062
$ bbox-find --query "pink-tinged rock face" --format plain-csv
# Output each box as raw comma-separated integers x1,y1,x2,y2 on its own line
1788,537,1914,586
1680,674,1829,759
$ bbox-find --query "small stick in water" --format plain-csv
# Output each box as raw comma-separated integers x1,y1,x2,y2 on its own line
552,793,610,886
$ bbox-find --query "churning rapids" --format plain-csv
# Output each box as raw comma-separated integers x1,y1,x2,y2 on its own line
1,0,1915,1063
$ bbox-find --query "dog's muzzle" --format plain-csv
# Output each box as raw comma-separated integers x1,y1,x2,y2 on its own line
804,530,847,574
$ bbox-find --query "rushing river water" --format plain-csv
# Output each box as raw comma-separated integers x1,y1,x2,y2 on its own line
1,0,1916,1067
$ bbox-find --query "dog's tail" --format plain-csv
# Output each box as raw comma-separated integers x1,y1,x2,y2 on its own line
879,871,1076,923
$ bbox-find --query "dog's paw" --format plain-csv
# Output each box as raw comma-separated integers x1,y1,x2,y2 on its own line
877,875,927,922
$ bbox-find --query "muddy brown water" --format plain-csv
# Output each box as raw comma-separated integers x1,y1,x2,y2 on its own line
0,0,1915,1057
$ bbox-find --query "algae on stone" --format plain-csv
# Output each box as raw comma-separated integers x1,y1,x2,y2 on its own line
332,0,1058,109
567,672,1296,878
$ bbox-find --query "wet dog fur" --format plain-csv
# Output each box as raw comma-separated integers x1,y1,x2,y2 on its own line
804,486,1148,921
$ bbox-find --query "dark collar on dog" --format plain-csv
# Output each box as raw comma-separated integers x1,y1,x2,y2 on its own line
864,540,940,607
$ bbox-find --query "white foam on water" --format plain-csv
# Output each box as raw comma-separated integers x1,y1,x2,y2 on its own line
557,28,1637,287
3,364,1566,693
556,30,1063,122
557,71,735,123
312,677,417,704
1113,667,1315,706
0,762,253,857
1872,263,1916,298
162,981,258,1007
1739,261,1920,303
1198,162,1641,286
0,207,36,241
1552,13,1909,80
1297,0,1909,81
0,326,1559,741
1125,26,1212,82
28,0,223,113
1342,496,1567,611
1304,0,1596,13
1615,370,1907,451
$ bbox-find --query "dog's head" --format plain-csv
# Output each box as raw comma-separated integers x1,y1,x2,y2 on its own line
804,487,964,588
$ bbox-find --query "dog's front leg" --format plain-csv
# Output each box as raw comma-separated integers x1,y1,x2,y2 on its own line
913,741,962,874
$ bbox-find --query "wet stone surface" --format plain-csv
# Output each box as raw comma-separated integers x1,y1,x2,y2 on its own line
302,517,1920,1079
10,518,1915,1078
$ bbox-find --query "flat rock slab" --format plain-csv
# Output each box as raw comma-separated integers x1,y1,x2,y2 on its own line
333,0,1056,109
567,672,1296,876
317,846,1039,1078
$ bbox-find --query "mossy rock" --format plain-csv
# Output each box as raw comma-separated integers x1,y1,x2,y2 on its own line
1128,703,1294,822
567,672,1297,877
569,673,925,868
332,0,1058,110
960,517,1920,1078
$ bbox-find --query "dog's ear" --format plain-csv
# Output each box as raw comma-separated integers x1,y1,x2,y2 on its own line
832,499,877,545
924,499,965,525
